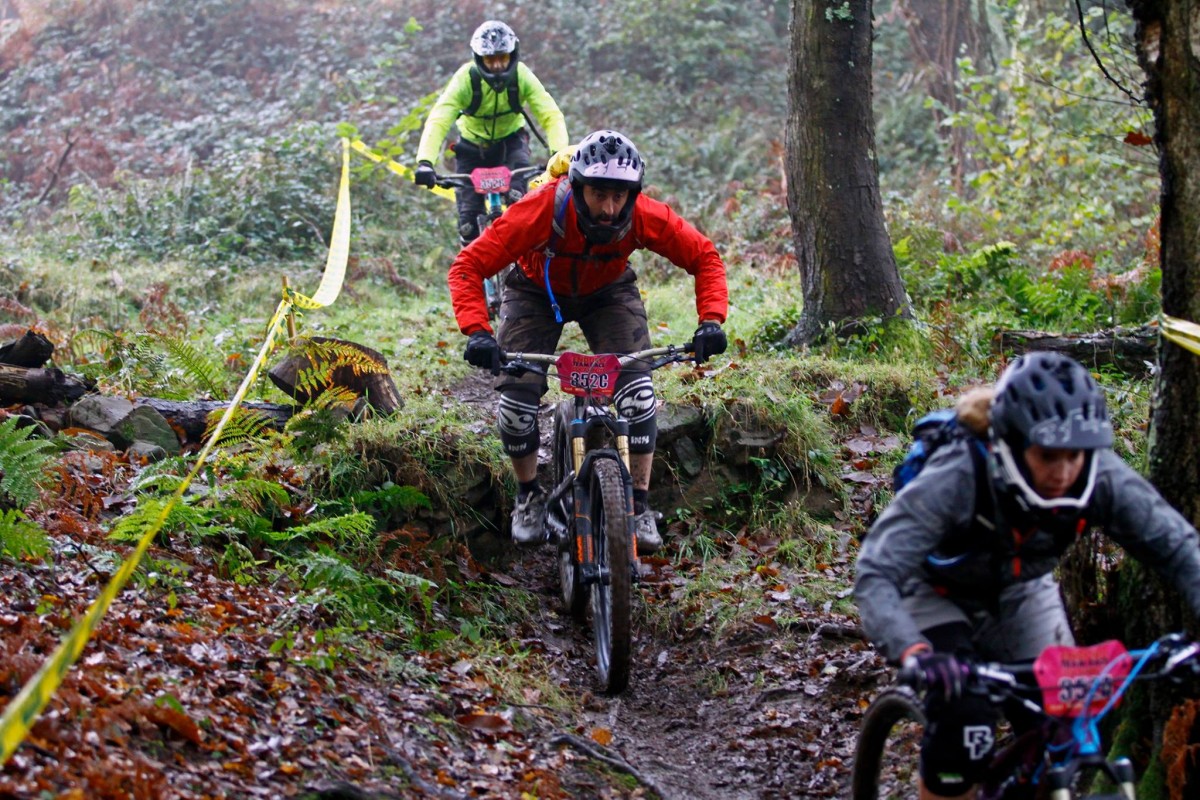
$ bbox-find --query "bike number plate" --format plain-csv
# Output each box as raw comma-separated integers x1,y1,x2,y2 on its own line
1033,640,1131,718
471,166,512,194
556,352,621,397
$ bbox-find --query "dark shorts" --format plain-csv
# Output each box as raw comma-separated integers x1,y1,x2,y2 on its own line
494,268,652,396
453,129,533,242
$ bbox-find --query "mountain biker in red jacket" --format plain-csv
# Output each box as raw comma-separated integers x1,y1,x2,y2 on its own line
854,353,1200,800
449,129,729,552
412,20,569,246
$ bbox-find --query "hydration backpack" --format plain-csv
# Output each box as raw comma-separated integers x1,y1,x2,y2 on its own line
887,408,996,553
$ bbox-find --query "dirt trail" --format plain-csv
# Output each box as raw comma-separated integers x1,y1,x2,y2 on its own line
460,372,890,798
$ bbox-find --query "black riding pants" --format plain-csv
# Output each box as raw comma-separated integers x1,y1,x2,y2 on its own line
453,129,533,244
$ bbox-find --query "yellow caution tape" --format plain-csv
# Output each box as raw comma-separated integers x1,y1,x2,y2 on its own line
1161,315,1200,358
0,138,355,766
349,138,455,201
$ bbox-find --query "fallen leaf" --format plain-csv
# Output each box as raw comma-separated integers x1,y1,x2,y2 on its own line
590,727,613,746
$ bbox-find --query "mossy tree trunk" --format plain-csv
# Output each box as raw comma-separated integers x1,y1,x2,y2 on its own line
783,0,910,346
1112,2,1200,797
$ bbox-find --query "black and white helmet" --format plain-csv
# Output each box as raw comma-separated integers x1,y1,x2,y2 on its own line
568,130,645,245
470,20,519,91
989,352,1113,516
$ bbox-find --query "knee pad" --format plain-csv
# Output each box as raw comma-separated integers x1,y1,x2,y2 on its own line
497,387,540,458
458,220,479,243
919,692,998,795
614,375,656,454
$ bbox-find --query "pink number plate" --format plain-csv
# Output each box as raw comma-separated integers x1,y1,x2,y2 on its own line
556,352,621,397
471,166,512,194
1033,640,1131,718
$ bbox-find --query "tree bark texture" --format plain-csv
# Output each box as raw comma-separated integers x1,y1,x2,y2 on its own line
785,0,910,346
0,330,54,368
993,325,1158,376
894,0,994,192
0,364,93,404
1113,3,1200,796
134,399,295,444
267,337,404,416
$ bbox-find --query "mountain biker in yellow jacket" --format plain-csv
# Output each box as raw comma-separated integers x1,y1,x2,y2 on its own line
413,20,569,245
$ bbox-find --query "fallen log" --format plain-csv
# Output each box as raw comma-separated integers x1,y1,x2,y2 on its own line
0,330,54,368
0,364,93,404
993,325,1158,376
135,399,296,444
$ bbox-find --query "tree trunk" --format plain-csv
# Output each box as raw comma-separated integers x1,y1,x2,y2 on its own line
0,364,93,404
134,399,296,444
0,330,54,368
894,0,994,193
267,337,404,416
1113,2,1200,795
994,325,1158,376
784,0,911,346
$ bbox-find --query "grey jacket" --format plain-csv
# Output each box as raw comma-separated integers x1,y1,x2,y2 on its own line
854,441,1200,663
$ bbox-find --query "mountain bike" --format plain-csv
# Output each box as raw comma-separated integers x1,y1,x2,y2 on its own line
497,343,696,694
851,633,1200,800
435,164,544,319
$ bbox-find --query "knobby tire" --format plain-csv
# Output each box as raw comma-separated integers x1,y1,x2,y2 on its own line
852,687,926,800
554,401,587,621
590,458,631,694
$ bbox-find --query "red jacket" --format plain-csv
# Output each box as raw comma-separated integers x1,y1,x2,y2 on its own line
448,177,729,335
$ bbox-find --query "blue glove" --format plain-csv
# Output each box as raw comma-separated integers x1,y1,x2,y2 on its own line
464,331,500,374
902,651,970,704
414,161,436,188
691,321,727,365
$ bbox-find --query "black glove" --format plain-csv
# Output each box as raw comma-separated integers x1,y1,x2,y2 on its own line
414,161,436,188
463,331,501,374
691,321,727,365
901,651,970,704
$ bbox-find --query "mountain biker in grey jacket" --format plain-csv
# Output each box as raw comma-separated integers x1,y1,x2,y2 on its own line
854,352,1200,800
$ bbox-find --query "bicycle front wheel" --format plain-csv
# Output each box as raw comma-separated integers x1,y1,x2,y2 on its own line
553,401,586,622
851,687,927,800
590,457,632,694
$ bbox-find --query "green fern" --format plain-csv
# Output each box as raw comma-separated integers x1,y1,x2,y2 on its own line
156,332,229,398
292,338,386,398
308,386,360,412
68,327,121,364
108,497,211,543
0,415,54,509
292,545,370,591
264,511,374,548
219,476,290,513
0,509,50,560
203,407,276,448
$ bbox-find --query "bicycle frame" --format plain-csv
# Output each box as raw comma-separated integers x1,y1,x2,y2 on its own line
503,345,693,574
498,344,694,694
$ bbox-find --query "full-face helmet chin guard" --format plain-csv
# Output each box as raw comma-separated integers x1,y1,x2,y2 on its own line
568,130,645,245
988,352,1113,522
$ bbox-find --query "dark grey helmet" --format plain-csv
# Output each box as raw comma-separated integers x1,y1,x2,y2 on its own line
470,21,519,91
568,130,644,245
990,352,1112,450
989,352,1112,515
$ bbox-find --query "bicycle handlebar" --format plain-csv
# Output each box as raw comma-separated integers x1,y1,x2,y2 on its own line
495,343,697,379
433,165,546,191
898,633,1200,706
